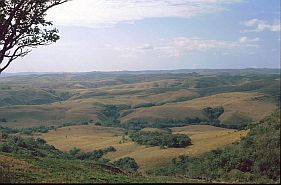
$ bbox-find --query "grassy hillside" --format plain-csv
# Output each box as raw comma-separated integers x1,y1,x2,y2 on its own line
0,152,195,183
0,69,279,183
150,110,280,183
120,92,276,126
0,70,278,130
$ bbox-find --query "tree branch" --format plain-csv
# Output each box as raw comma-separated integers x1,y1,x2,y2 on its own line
0,0,70,74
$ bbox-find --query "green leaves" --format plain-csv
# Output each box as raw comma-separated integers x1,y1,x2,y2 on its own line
157,110,280,183
0,0,69,73
113,157,139,171
129,130,192,148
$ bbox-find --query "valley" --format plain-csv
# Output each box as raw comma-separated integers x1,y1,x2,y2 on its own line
0,69,279,183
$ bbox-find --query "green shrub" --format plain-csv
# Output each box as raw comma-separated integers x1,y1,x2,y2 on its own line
67,146,116,161
0,136,64,158
129,131,191,148
113,157,139,171
0,134,116,162
95,122,102,126
0,118,7,122
155,110,280,183
202,106,224,121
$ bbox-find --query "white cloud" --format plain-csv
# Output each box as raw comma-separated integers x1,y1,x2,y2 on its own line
171,37,238,50
239,36,260,44
157,37,259,57
242,19,280,32
138,44,154,50
111,36,258,58
47,0,243,27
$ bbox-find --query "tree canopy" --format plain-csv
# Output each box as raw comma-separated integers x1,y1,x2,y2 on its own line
0,0,69,73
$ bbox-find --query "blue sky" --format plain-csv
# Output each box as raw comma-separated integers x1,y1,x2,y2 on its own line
5,0,280,72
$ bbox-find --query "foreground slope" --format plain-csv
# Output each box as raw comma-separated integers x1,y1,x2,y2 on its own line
0,153,195,183
152,110,280,183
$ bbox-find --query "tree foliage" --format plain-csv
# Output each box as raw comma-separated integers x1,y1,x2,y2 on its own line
0,0,69,73
202,106,224,121
0,134,116,161
113,157,139,171
129,131,192,148
152,110,280,183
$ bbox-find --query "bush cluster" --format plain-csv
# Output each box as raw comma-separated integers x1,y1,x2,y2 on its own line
129,131,191,148
151,110,280,183
113,157,139,171
124,117,206,131
66,147,116,161
0,135,116,162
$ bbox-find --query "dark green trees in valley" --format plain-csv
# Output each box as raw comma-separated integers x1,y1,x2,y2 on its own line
202,106,224,124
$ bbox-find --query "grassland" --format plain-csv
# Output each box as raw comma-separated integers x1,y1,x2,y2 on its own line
121,92,276,124
0,70,278,129
0,69,279,183
0,70,278,169
39,125,248,170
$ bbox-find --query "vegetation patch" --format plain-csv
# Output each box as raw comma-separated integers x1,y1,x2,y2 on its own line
123,117,207,130
0,135,116,162
66,147,116,161
0,136,65,158
150,110,280,183
101,104,131,126
113,157,139,172
129,131,191,148
202,106,224,123
221,112,253,130
0,125,60,135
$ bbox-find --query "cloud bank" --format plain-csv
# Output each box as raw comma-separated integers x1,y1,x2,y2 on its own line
242,19,280,32
108,36,259,58
47,0,243,27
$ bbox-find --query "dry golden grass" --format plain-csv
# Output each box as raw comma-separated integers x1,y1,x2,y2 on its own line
141,128,163,132
97,79,181,91
1,88,200,128
63,78,198,107
2,82,275,129
171,124,236,132
0,155,40,172
40,125,248,170
171,92,276,122
40,125,124,152
121,106,205,123
70,88,197,107
0,100,103,127
121,92,276,123
135,89,198,103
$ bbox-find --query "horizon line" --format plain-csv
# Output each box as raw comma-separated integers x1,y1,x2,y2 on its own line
3,67,281,74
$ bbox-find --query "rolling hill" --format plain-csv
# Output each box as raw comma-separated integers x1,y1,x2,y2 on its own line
0,69,279,183
0,69,279,129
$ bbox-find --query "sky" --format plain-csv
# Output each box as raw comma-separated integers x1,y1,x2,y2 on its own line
5,0,281,72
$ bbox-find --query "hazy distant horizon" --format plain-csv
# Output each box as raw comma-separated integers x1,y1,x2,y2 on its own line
2,67,280,75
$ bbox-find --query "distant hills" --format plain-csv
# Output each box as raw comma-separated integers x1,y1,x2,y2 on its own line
1,68,280,77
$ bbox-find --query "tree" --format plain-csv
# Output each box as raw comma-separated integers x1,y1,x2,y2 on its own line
113,157,139,171
0,0,69,74
202,106,224,122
